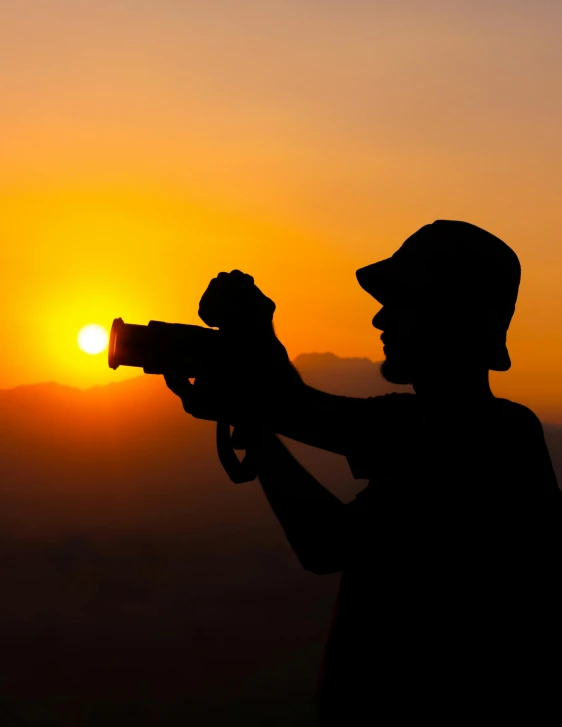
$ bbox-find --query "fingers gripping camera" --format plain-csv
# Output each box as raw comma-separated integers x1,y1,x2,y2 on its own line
198,270,276,333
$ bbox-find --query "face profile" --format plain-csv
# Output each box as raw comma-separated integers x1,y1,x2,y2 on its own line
357,220,522,386
372,302,421,385
372,298,490,386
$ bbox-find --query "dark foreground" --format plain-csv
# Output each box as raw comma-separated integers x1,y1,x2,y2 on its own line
0,530,337,726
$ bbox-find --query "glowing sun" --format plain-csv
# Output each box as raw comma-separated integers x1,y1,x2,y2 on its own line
78,324,109,355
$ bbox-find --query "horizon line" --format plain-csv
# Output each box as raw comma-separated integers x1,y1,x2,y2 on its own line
0,351,381,394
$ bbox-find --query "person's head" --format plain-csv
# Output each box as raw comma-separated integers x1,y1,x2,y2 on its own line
356,220,521,386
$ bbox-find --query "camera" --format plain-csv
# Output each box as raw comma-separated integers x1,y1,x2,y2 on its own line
107,272,280,483
108,271,277,376
108,318,222,376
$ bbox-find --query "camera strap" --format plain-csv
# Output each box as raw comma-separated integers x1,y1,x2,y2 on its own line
216,421,257,484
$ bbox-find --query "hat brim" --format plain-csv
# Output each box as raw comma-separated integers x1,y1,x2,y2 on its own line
356,259,396,304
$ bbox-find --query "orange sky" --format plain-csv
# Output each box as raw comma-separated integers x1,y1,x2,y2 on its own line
1,1,562,420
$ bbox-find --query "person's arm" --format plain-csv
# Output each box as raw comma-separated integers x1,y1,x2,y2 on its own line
246,429,348,575
164,268,378,454
252,374,377,453
164,367,374,456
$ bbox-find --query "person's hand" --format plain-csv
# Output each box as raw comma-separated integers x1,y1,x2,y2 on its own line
163,367,229,422
164,269,303,422
198,270,302,383
198,269,275,334
164,349,300,424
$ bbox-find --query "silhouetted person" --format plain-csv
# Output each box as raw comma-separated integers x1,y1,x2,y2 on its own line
165,220,560,724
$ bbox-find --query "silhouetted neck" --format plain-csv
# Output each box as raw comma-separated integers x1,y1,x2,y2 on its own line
412,368,494,407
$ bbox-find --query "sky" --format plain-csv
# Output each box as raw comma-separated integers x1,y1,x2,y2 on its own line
1,1,562,418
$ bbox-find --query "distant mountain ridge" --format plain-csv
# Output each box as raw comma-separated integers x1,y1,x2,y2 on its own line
0,353,401,538
293,352,412,397
0,351,560,538
0,351,404,397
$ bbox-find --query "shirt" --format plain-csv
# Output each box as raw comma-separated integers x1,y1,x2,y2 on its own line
316,393,561,725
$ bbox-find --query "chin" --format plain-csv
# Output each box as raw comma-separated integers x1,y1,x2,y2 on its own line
380,357,414,385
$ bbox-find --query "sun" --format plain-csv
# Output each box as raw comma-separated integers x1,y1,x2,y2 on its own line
78,324,109,355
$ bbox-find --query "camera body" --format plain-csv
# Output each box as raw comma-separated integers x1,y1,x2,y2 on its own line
108,318,222,376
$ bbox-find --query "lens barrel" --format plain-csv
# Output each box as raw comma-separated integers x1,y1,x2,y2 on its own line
109,317,220,376
108,318,153,370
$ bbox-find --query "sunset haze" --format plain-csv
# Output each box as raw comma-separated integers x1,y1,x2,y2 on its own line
1,1,561,420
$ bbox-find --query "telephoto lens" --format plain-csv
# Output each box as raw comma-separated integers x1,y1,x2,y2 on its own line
108,317,221,376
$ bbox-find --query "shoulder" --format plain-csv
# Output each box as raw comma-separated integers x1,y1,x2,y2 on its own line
493,398,544,431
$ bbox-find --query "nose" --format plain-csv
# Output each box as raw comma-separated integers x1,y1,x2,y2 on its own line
372,307,386,330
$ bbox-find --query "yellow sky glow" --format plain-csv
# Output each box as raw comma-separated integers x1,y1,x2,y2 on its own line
1,2,562,421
